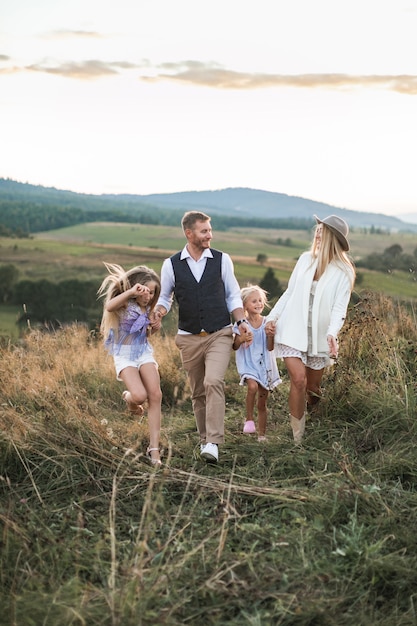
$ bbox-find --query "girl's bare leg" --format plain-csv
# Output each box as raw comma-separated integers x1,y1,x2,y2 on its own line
137,363,162,463
245,378,258,421
120,366,147,414
120,364,162,463
257,386,268,437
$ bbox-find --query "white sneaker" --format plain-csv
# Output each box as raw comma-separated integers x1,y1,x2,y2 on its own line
200,442,218,463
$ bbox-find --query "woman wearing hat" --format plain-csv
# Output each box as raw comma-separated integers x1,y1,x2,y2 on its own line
265,215,355,444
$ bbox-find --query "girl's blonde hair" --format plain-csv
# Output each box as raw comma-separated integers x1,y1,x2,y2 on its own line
311,225,356,286
241,284,270,312
97,263,161,338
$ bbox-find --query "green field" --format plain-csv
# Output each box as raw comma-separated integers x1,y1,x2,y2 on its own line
0,224,308,288
29,222,417,298
1,223,417,338
36,221,417,257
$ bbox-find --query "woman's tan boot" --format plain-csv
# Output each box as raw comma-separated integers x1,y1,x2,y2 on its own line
290,414,306,444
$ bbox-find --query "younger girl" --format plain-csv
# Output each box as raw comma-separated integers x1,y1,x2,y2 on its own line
98,263,163,465
233,285,281,441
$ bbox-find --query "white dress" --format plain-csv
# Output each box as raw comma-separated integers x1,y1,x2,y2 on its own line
234,318,281,391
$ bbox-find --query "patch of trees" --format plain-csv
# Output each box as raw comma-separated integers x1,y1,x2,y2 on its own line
358,225,389,235
0,198,314,237
0,200,171,236
0,201,87,235
276,237,293,246
356,244,417,273
0,264,20,302
16,279,102,329
0,264,102,329
0,222,26,238
211,217,310,232
259,267,284,303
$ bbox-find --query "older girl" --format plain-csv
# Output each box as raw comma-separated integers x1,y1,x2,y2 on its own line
98,263,163,465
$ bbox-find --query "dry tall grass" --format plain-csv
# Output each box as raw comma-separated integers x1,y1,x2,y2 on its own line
1,295,417,625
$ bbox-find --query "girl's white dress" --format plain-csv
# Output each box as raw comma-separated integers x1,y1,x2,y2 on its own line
234,318,281,391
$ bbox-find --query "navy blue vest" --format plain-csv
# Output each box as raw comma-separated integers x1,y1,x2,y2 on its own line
171,249,231,334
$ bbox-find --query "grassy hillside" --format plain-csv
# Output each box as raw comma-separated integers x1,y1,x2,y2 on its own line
3,221,417,293
34,221,417,257
1,293,417,624
0,222,417,339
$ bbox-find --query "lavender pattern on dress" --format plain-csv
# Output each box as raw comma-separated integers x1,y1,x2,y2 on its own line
105,300,151,360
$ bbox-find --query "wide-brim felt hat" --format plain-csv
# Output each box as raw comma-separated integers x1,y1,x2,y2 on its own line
314,214,350,251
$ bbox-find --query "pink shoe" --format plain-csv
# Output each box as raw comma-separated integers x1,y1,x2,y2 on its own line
243,420,256,434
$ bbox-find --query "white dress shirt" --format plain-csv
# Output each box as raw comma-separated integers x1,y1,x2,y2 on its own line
157,246,243,332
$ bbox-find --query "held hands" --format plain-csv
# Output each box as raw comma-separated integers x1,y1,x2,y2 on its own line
238,321,253,347
149,310,162,331
265,321,276,336
153,307,164,321
265,321,276,351
240,330,253,347
152,307,165,326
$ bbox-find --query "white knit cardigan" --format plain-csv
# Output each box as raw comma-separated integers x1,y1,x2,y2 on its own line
265,251,354,355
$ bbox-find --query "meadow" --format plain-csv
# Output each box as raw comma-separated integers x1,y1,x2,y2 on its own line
1,292,417,625
1,221,417,624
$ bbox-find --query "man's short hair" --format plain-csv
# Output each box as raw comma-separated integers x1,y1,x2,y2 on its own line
181,211,211,233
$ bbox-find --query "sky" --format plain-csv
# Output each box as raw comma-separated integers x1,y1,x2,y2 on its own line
1,0,417,217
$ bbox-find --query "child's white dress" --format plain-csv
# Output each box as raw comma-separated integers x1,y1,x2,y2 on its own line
234,318,281,391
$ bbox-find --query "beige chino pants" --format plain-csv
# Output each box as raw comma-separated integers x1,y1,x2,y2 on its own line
175,327,233,444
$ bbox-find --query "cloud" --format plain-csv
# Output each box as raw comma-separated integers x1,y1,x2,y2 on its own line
27,59,138,79
142,61,417,95
2,54,417,94
41,30,105,39
0,55,21,75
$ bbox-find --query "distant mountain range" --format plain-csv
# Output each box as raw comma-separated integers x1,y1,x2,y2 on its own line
1,178,416,232
122,188,417,231
397,212,417,225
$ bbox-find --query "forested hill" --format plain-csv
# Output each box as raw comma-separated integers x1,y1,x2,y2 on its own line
0,178,172,236
1,177,415,236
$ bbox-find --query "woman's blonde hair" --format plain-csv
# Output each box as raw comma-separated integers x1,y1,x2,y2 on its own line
241,284,270,313
97,263,160,338
311,225,356,286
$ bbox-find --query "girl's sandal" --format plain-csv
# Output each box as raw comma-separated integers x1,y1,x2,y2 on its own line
122,391,144,416
146,447,162,466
